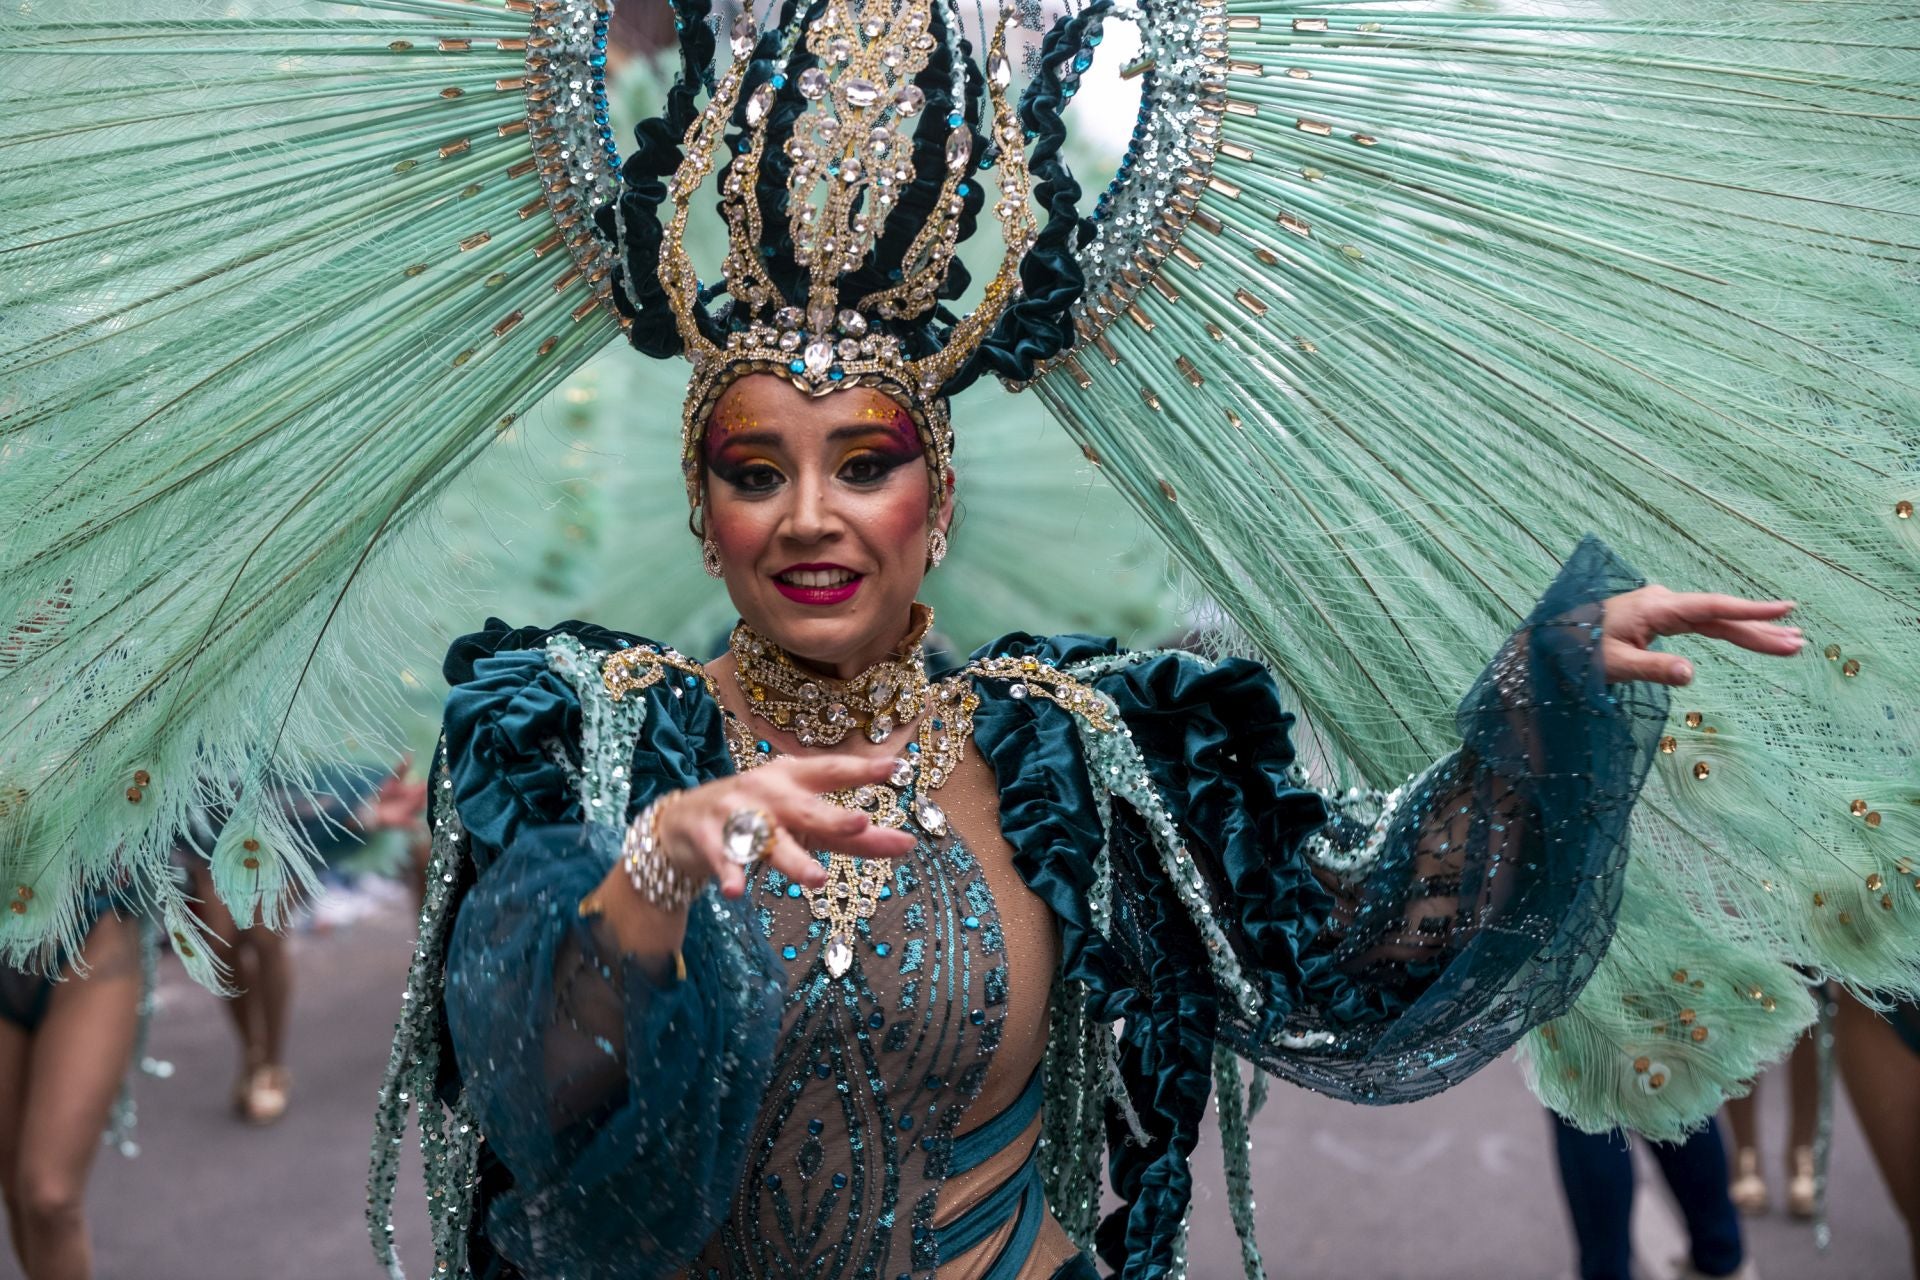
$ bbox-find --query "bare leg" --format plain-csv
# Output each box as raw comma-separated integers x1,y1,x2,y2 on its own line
13,915,142,1280
190,867,294,1120
0,1017,32,1269
1786,1016,1820,1150
1723,1093,1759,1152
1784,1011,1823,1217
1835,990,1920,1277
236,921,292,1070
1723,1090,1767,1213
186,868,256,1073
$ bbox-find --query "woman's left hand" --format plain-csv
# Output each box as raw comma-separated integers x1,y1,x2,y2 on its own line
1600,586,1803,685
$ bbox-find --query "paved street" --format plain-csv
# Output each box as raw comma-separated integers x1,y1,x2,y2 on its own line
23,892,1907,1280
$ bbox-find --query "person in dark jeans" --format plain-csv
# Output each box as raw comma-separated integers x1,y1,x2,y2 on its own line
1550,1111,1751,1280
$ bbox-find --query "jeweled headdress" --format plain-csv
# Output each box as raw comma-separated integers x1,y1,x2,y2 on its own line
580,0,1107,510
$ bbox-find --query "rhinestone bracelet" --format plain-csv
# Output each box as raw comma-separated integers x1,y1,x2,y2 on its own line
621,795,705,912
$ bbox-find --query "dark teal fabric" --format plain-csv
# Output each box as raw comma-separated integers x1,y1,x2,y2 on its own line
432,536,1663,1280
967,535,1664,1278
440,620,780,1280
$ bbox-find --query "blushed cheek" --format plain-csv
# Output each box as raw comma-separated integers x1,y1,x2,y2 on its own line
707,498,775,568
866,474,931,570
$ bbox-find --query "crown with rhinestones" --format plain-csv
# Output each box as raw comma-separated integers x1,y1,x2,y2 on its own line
653,0,1038,506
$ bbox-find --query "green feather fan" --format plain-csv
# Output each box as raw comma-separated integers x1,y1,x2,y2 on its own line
0,0,621,979
1035,0,1920,1130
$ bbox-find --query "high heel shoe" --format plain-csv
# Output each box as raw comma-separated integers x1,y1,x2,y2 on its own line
1787,1144,1817,1219
1729,1146,1769,1214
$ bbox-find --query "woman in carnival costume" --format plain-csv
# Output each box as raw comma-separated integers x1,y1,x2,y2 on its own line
3,2,1919,1279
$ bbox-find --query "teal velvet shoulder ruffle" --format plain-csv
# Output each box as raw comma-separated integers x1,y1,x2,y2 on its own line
968,535,1666,1277
438,619,779,1280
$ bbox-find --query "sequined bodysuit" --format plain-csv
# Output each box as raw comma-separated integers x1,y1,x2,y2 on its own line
686,738,1073,1279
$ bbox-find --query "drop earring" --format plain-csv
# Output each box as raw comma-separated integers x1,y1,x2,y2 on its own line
926,528,948,569
702,539,725,579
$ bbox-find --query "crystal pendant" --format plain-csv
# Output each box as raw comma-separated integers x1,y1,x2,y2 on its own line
730,14,757,58
845,78,882,108
945,128,971,172
913,795,948,837
804,338,835,378
799,67,830,99
746,82,775,126
894,85,925,117
825,937,854,977
988,49,1011,88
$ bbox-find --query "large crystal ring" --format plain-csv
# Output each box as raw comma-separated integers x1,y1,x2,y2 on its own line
721,807,774,866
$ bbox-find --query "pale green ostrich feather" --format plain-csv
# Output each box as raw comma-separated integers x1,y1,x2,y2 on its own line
1029,0,1920,1135
0,0,623,983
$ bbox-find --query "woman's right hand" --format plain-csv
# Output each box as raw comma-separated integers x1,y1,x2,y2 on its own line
652,755,918,899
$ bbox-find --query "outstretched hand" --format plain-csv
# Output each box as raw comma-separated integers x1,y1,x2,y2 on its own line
1600,586,1803,686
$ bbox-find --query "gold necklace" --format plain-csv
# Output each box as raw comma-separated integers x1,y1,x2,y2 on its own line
724,674,979,978
729,606,934,746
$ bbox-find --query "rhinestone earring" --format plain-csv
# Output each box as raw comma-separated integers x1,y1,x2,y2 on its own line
926,528,948,569
702,539,725,579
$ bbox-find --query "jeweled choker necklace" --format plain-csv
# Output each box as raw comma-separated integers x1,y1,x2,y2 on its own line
729,605,935,747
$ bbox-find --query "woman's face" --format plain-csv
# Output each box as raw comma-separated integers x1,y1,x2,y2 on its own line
702,374,952,677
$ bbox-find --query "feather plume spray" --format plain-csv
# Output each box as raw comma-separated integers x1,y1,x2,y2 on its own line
1035,0,1920,1127
0,0,622,977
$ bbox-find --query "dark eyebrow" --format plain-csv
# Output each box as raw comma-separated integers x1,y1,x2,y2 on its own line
715,424,904,450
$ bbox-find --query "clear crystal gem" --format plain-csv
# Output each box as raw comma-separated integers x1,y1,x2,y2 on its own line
913,796,948,836
838,309,868,336
869,677,895,706
776,306,804,329
945,128,971,171
804,339,835,378
838,337,860,360
988,49,1011,88
845,78,881,108
894,85,925,117
720,808,770,865
798,681,821,703
868,714,894,743
829,35,852,63
799,68,830,99
778,329,803,351
882,45,905,68
826,939,854,977
840,157,863,184
863,16,885,36
889,757,915,788
1009,682,1029,699
867,127,894,158
746,82,775,126
730,14,757,58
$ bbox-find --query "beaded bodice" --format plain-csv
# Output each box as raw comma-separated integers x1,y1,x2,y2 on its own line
684,718,1063,1280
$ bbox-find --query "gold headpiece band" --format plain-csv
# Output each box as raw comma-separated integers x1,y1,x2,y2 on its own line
661,1,1038,511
